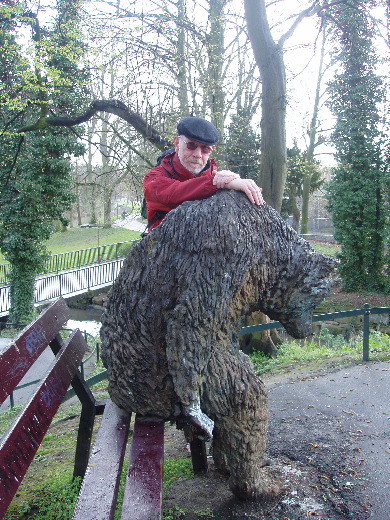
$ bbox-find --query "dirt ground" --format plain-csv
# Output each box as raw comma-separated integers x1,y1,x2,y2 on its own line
163,358,387,520
323,285,390,311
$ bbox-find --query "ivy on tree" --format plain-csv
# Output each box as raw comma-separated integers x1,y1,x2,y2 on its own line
324,1,389,292
0,0,87,322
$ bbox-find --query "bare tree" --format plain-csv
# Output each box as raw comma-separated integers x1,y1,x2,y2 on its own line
244,0,326,211
301,24,328,234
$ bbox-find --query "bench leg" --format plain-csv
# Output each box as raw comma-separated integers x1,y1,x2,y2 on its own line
73,402,96,480
120,415,164,520
190,438,208,474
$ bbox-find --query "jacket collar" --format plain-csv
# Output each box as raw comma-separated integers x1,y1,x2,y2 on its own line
163,152,216,178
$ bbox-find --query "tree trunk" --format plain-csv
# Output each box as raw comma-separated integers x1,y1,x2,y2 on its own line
176,0,189,115
8,267,36,323
290,190,301,232
301,176,311,235
240,310,281,357
76,193,82,226
89,183,97,225
103,188,114,228
244,0,287,212
207,0,227,165
301,26,326,235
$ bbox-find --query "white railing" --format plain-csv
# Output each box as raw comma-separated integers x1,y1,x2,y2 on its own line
0,285,10,316
0,259,124,317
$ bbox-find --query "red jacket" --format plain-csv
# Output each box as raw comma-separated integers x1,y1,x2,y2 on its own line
143,152,218,231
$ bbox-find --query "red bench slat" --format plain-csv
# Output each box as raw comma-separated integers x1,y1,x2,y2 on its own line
0,297,70,405
0,329,88,517
120,416,164,520
72,400,131,520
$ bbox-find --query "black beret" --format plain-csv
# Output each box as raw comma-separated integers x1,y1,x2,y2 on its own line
177,116,220,145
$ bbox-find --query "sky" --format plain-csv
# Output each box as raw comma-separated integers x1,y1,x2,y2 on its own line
17,0,389,168
266,0,388,166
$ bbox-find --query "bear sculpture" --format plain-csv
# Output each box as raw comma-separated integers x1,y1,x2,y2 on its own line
100,190,337,500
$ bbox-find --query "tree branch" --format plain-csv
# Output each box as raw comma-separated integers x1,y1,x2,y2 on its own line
278,0,350,48
278,3,321,48
16,100,172,151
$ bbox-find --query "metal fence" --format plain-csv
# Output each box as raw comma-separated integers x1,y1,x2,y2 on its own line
240,304,390,362
0,286,9,316
57,304,390,404
0,240,137,285
0,259,124,316
3,304,389,410
0,265,8,286
45,241,135,273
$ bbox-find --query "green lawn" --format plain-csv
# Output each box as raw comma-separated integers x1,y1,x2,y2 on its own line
309,240,340,257
0,225,339,265
46,227,141,254
0,226,142,263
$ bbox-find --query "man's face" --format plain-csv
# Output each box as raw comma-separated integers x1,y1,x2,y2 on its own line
174,136,214,175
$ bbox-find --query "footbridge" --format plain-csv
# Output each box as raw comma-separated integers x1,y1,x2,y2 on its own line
0,258,124,317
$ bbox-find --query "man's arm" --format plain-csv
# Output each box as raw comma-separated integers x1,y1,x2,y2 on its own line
213,170,264,205
213,170,240,188
223,177,264,205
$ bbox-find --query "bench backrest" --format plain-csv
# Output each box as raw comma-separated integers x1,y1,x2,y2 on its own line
0,297,88,518
0,298,70,404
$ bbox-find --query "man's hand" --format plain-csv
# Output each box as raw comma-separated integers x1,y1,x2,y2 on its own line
213,169,240,189
224,178,264,205
183,402,214,440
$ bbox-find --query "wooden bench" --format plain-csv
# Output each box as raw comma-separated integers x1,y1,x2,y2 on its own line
0,297,207,520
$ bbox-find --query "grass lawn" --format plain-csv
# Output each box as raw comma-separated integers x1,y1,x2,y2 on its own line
45,227,141,255
0,226,141,263
308,240,340,257
0,227,339,264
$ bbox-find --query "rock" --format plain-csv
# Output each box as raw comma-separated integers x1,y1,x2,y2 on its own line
91,293,108,306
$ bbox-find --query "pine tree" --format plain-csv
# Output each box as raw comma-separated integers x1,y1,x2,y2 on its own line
325,1,387,292
226,110,261,181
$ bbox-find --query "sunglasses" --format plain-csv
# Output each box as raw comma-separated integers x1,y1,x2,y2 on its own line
179,137,213,155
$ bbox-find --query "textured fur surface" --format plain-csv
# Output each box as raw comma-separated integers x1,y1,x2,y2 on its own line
100,190,337,499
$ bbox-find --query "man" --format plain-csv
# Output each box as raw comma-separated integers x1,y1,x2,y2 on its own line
143,116,264,231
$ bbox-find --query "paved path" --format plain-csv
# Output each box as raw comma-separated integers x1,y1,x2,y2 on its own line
113,214,146,232
266,361,390,519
